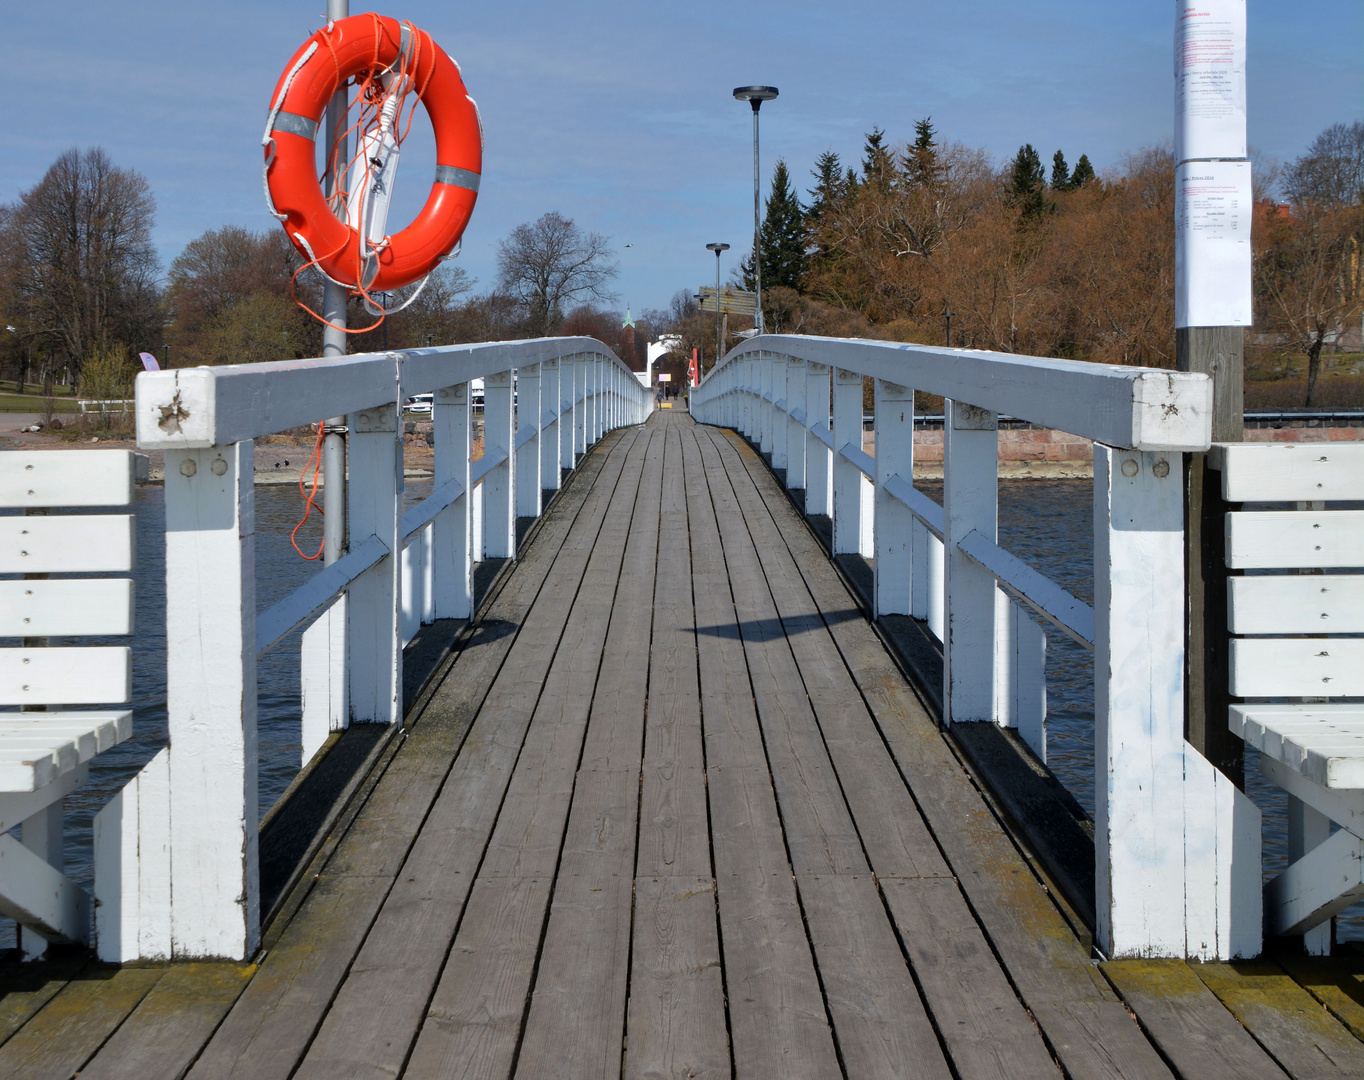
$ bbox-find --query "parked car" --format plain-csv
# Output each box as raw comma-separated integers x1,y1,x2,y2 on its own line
403,393,433,414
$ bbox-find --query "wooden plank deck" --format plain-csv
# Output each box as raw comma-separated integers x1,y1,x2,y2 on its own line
4,409,1364,1079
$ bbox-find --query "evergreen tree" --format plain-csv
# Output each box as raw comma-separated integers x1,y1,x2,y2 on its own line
807,151,846,221
904,117,941,188
1070,154,1096,189
1050,150,1070,190
861,126,895,192
1007,144,1050,220
740,159,806,292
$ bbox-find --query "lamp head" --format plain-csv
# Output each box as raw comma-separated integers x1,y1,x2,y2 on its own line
706,242,730,255
733,86,778,112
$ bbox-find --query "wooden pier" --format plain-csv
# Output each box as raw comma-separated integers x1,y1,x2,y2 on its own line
3,410,1363,1079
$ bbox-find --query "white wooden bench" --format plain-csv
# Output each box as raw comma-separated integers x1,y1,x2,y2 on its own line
1212,441,1364,954
0,450,135,956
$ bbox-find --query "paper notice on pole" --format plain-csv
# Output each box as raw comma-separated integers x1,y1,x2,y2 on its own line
1176,160,1252,327
1175,0,1246,160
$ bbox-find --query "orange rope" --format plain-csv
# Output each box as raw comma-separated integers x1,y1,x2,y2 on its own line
290,422,327,560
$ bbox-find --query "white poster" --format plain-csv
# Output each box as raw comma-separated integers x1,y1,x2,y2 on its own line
1175,0,1246,161
1175,160,1253,328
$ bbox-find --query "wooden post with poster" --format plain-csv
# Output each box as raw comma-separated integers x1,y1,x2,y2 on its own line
1175,0,1251,783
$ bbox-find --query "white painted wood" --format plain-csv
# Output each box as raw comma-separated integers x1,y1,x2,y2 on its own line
758,352,772,455
516,363,542,518
874,380,914,617
1212,441,1364,502
838,441,875,478
347,405,402,725
994,594,1047,760
0,579,133,636
300,597,346,765
1228,574,1364,634
1229,637,1364,697
472,479,484,562
259,535,389,656
164,441,259,960
832,368,864,555
958,528,1096,648
0,764,86,831
1264,826,1364,938
0,514,133,573
691,334,1212,451
471,446,508,488
805,363,831,517
483,371,515,558
95,747,171,962
1288,791,1333,953
560,355,576,467
1225,509,1364,569
1181,753,1263,961
541,358,562,491
0,647,131,707
885,474,944,536
433,380,473,622
0,449,134,507
574,356,588,463
401,531,421,648
401,477,467,539
1231,704,1364,789
0,833,91,945
942,400,998,725
770,354,788,469
1259,755,1364,840
1094,445,1193,957
0,712,131,790
784,357,806,490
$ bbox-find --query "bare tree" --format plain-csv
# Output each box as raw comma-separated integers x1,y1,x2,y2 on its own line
4,148,160,384
496,212,617,336
1284,121,1364,210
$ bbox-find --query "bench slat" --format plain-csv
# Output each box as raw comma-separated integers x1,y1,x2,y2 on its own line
1213,442,1364,502
1225,510,1364,569
0,514,134,573
1230,704,1364,789
0,450,134,508
0,647,132,706
0,579,134,636
1229,638,1364,697
0,711,132,791
1228,574,1364,635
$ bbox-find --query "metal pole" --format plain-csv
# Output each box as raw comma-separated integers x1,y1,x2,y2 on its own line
715,251,723,366
322,0,349,564
751,104,763,335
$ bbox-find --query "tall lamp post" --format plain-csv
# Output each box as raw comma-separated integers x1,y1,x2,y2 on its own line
732,85,777,335
706,242,730,368
942,305,954,348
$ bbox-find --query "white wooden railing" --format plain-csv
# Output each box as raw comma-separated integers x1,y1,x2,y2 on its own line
690,335,1263,961
95,339,651,962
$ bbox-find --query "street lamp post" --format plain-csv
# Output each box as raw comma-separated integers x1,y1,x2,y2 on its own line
732,85,778,335
942,305,954,348
706,242,730,368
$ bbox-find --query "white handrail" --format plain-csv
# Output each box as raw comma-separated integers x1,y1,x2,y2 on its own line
689,336,1251,963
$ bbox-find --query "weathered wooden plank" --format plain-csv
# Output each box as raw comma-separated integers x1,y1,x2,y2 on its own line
189,432,637,1080
625,875,729,1080
76,962,256,1080
715,425,1175,1080
1103,960,1289,1080
1274,953,1364,1043
637,423,710,879
0,954,89,1049
798,874,954,1080
1193,961,1364,1078
0,965,163,1080
679,424,842,1079
285,429,652,1080
513,423,665,1078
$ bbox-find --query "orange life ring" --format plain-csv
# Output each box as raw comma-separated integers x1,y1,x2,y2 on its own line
263,14,481,294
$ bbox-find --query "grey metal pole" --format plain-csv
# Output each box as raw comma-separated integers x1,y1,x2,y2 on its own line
715,251,723,363
322,0,348,564
751,105,762,335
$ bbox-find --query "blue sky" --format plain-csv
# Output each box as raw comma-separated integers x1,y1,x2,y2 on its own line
5,1,1360,316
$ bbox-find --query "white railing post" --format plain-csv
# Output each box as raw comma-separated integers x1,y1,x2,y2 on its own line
163,441,259,959
516,362,542,519
942,399,998,725
541,357,562,494
300,598,346,764
594,357,605,441
433,381,473,619
574,355,587,461
561,354,577,468
483,369,516,558
785,356,806,490
832,367,863,554
758,352,771,456
874,379,914,617
805,362,831,517
770,354,788,472
347,401,403,723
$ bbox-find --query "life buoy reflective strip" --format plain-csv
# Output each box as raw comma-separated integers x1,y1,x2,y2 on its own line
262,14,482,294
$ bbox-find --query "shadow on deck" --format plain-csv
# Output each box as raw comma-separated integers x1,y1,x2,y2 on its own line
2,411,1363,1079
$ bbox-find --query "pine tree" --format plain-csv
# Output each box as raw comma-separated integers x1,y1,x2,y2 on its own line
1070,154,1096,189
904,117,941,188
1007,144,1049,220
1050,150,1071,190
861,126,895,193
807,151,846,222
740,159,807,292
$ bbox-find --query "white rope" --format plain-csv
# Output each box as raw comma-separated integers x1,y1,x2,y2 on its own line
261,41,320,222
290,231,353,291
